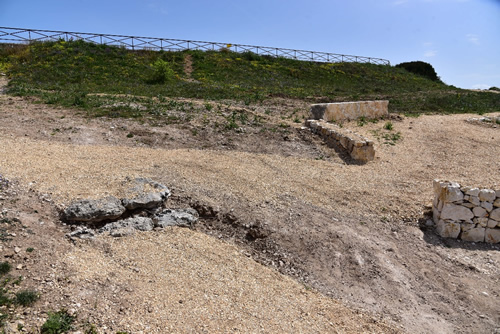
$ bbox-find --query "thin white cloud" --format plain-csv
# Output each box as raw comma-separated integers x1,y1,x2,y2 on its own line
424,50,437,57
147,1,168,15
466,34,480,45
423,42,433,47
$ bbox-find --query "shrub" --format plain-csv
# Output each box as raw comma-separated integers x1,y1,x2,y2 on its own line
383,121,393,130
149,59,175,84
489,86,500,92
41,310,74,334
395,61,442,82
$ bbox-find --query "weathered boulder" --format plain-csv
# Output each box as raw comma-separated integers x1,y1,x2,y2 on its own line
440,204,473,221
98,217,155,234
154,208,199,228
63,197,126,223
122,177,171,210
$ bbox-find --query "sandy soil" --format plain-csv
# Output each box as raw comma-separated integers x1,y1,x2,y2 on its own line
0,76,499,333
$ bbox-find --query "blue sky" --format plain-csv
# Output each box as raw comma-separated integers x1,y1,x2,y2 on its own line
1,0,499,89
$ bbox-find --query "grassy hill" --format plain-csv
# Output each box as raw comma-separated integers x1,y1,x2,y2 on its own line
0,40,498,116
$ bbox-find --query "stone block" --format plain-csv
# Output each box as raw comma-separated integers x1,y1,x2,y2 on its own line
309,101,389,122
436,220,461,238
479,189,496,202
494,198,500,208
440,204,473,221
463,187,480,197
306,119,375,163
351,145,375,163
433,207,440,224
485,228,500,243
481,201,493,212
474,217,489,228
487,219,498,228
473,206,487,218
490,208,500,221
442,185,464,203
461,227,485,242
468,196,480,206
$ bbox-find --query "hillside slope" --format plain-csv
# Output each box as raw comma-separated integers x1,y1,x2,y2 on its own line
1,40,499,116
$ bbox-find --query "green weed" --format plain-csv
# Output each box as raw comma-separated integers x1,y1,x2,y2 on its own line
41,310,75,334
14,290,39,306
0,262,11,276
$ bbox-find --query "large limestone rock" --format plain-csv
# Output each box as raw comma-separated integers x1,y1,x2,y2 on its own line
122,177,171,210
98,217,155,234
63,197,126,223
310,101,389,122
440,204,473,221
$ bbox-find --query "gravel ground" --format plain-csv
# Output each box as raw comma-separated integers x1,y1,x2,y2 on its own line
1,77,499,333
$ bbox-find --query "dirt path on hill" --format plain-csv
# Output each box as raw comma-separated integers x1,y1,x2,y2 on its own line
0,76,499,333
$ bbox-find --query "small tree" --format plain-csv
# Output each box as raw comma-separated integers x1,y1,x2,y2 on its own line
395,61,442,83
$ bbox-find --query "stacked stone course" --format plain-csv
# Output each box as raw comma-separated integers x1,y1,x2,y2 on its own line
305,119,375,163
433,180,500,243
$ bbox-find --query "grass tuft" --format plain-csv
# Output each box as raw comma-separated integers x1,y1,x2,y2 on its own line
41,309,75,334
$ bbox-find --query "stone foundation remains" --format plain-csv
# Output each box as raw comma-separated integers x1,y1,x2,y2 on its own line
305,119,375,163
310,100,389,122
432,180,500,243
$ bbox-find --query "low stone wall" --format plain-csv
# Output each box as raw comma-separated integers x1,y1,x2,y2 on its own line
310,101,389,122
305,119,375,163
432,180,500,243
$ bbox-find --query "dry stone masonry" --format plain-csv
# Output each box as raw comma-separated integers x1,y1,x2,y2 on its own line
305,119,375,163
432,180,500,243
310,101,389,122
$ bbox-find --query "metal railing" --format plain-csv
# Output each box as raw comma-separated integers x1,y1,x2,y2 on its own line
0,27,390,66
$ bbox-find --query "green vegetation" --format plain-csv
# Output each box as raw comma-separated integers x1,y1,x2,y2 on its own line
14,290,39,306
41,310,75,334
0,40,498,118
383,121,393,130
0,262,11,276
395,61,441,82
